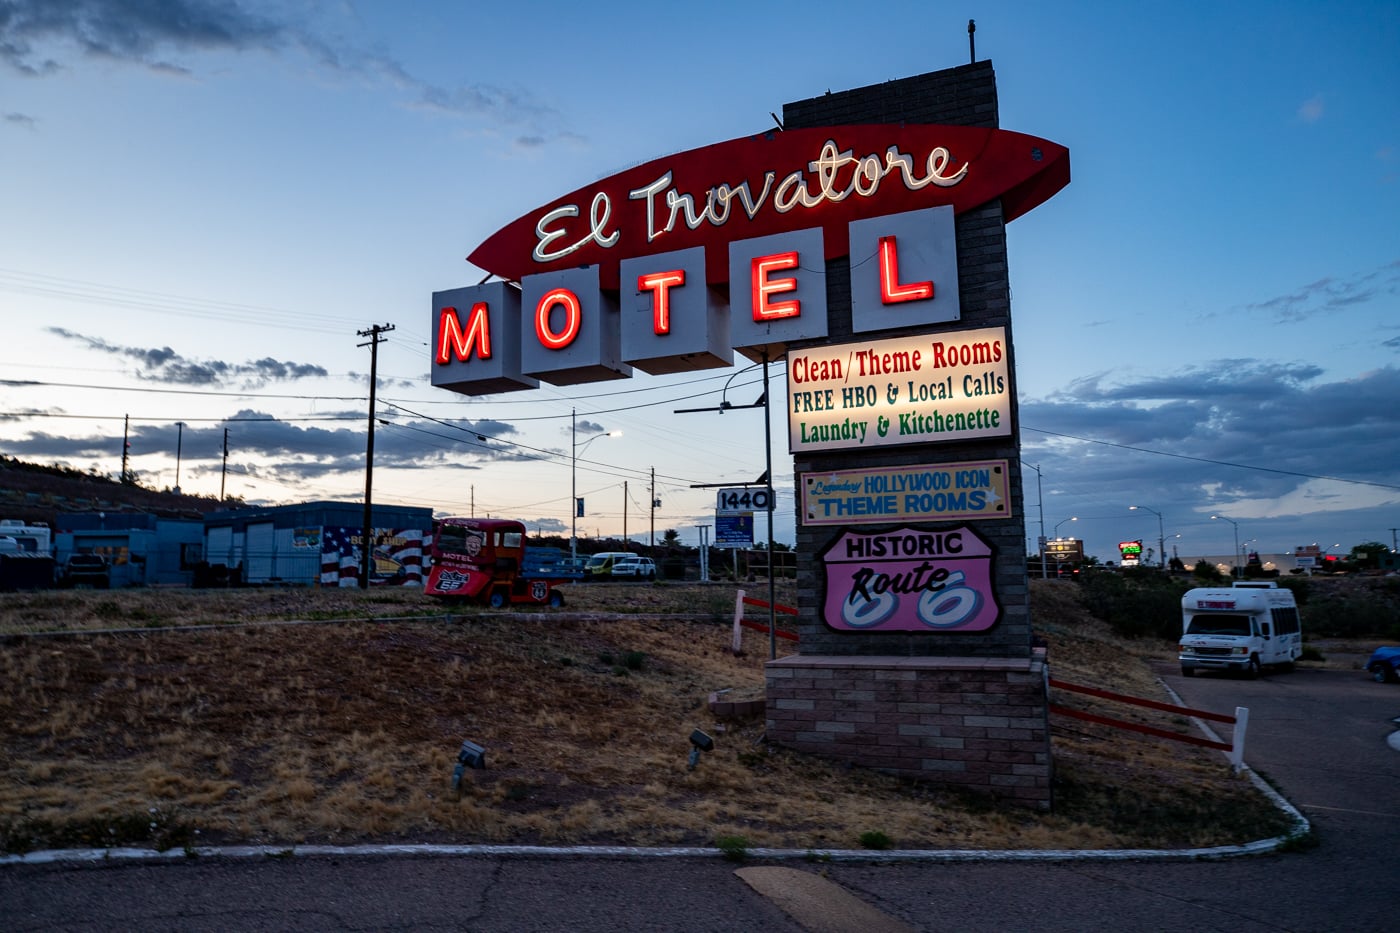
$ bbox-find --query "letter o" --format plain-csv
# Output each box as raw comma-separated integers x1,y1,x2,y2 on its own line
535,288,582,350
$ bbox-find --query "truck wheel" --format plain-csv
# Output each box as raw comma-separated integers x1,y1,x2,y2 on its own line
1245,656,1261,679
548,590,565,608
488,589,508,609
1372,664,1391,684
1181,666,1194,677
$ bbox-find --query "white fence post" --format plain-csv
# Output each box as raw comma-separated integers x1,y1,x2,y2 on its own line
1229,706,1250,772
732,589,746,654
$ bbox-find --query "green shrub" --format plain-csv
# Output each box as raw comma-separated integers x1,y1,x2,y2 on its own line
716,835,750,861
1081,573,1184,641
858,830,892,850
1276,577,1310,604
1192,561,1227,585
1304,595,1400,639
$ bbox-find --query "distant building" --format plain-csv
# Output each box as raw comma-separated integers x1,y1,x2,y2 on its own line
201,501,433,587
53,512,204,587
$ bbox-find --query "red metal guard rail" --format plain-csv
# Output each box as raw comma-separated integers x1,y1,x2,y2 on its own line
1048,677,1248,770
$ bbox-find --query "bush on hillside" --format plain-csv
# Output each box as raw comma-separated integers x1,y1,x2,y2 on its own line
1079,572,1185,641
1305,591,1400,639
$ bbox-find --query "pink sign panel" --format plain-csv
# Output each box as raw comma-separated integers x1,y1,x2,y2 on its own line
819,525,1001,632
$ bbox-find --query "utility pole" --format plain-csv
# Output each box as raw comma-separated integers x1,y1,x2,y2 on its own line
623,480,628,546
1030,463,1046,578
220,428,229,501
120,414,132,484
358,323,395,589
649,467,656,548
173,422,185,494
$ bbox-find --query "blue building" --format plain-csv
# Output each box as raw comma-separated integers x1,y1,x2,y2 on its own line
201,501,434,587
54,512,205,587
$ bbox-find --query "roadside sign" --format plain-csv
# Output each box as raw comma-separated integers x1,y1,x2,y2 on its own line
1045,538,1083,562
716,487,773,514
714,512,755,548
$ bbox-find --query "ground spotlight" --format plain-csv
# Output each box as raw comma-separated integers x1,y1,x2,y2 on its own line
687,729,714,770
452,739,486,792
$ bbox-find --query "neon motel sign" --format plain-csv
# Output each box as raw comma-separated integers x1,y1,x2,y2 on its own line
432,124,1069,394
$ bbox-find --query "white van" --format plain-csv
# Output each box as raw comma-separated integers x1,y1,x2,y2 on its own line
583,552,635,578
1179,581,1302,678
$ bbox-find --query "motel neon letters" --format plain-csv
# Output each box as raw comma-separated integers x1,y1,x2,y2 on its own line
433,206,960,393
434,124,1069,394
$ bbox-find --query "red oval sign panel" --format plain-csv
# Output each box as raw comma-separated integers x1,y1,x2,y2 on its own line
468,123,1069,288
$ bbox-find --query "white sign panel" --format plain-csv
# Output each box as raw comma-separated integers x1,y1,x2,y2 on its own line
787,326,1012,454
716,487,773,513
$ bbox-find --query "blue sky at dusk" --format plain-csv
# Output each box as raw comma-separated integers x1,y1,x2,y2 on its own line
2,0,1397,563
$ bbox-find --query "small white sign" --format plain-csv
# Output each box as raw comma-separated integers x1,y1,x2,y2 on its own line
716,487,773,513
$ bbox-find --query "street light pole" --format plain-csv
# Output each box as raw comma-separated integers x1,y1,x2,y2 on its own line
1130,505,1166,570
1053,516,1078,538
570,409,619,562
1211,515,1240,578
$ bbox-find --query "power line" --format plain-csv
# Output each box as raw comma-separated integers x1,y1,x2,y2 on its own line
0,412,362,422
0,379,365,401
1023,426,1400,492
0,267,363,336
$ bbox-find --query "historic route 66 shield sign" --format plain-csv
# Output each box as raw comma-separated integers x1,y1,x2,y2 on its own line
819,524,1001,632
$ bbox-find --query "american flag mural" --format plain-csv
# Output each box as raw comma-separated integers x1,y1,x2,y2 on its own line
319,526,426,587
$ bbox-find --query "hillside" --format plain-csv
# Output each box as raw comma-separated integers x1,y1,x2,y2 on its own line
0,456,232,528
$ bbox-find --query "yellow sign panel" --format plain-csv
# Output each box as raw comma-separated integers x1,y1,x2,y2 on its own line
801,460,1010,526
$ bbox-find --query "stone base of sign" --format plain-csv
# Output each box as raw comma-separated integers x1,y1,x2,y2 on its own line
764,654,1052,810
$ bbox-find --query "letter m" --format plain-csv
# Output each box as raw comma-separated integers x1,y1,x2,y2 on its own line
436,304,492,363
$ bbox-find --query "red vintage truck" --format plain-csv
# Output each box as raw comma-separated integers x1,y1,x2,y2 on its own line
424,517,566,608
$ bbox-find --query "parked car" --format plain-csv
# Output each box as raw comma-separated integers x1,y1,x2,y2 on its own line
583,551,635,579
1366,646,1400,683
59,553,110,589
610,557,657,580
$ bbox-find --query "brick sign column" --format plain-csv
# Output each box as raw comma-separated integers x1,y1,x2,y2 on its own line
765,62,1054,809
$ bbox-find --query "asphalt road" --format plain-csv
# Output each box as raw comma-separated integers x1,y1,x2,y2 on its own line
2,665,1397,932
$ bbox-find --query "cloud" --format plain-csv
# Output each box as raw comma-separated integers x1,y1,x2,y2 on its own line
1297,93,1324,123
1236,259,1400,323
0,0,283,75
1022,363,1400,544
0,409,537,487
4,111,36,128
0,0,568,140
46,328,328,386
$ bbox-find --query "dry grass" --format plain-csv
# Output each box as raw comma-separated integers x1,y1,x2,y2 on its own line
0,580,1291,854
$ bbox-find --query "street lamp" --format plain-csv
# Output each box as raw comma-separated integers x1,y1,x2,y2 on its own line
571,409,619,561
1129,505,1166,569
1211,515,1240,578
1053,516,1078,538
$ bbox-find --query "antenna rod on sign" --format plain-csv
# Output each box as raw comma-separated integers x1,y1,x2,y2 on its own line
968,19,976,63
769,112,784,132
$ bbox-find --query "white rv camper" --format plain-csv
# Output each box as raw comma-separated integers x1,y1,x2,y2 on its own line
1179,580,1302,678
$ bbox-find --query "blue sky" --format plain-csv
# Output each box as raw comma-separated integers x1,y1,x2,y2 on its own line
2,0,1398,563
